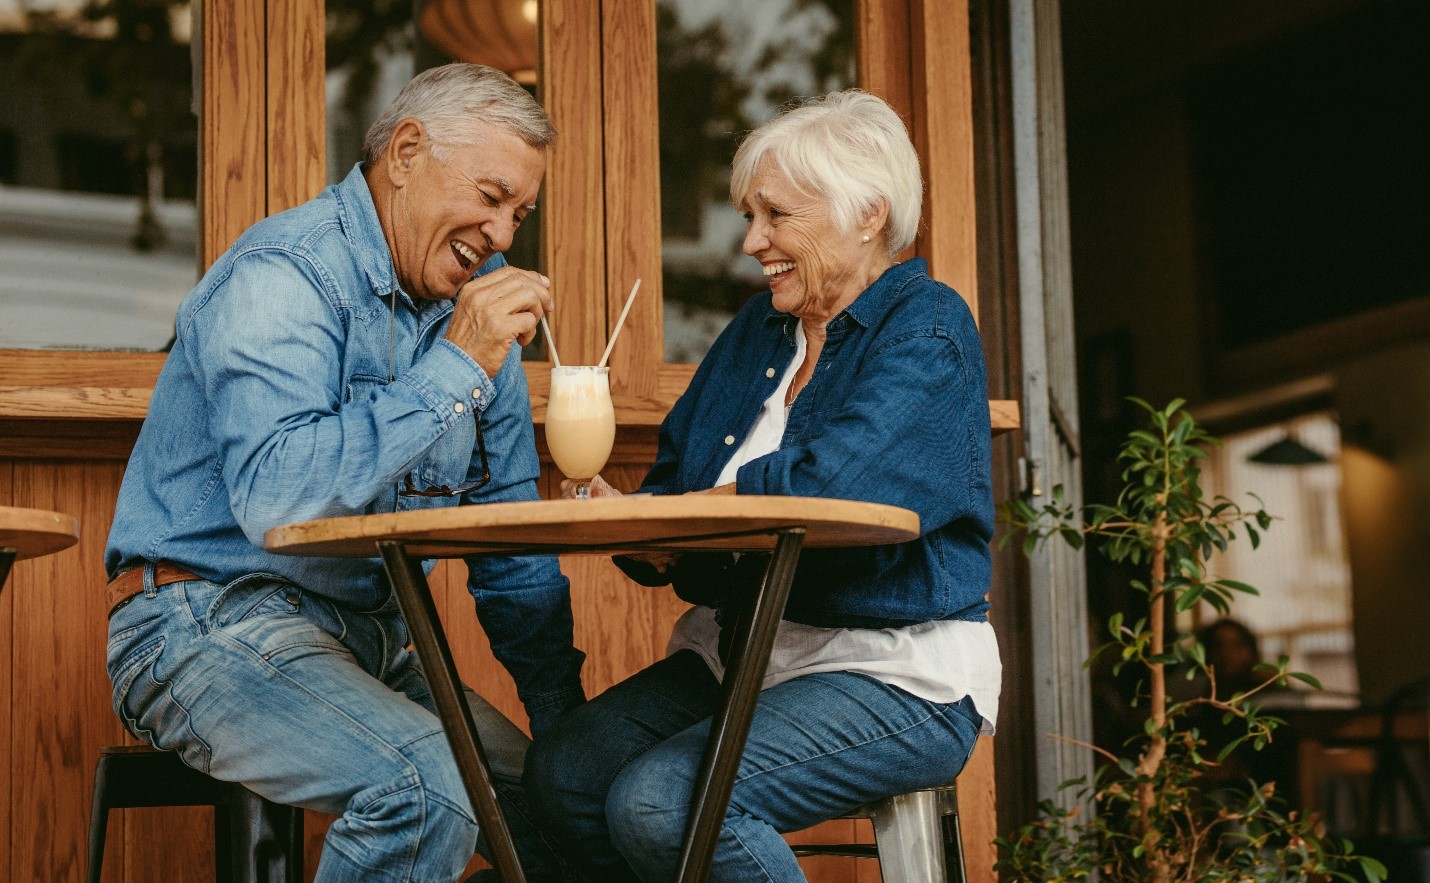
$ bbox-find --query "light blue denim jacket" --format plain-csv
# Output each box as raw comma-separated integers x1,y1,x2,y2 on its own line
106,164,584,727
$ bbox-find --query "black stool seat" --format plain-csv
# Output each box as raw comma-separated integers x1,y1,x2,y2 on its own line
88,745,303,883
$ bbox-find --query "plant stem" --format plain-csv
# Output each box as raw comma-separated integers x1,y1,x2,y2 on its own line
1137,495,1172,882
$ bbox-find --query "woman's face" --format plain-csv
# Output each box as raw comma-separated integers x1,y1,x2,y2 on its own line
739,158,887,323
388,120,545,302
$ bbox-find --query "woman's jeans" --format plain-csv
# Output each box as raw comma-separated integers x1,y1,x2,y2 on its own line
106,566,569,883
524,650,983,882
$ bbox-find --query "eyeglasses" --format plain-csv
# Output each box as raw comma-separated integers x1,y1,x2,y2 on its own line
397,411,492,497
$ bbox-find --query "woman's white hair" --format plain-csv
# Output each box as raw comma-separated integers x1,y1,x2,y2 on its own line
363,63,555,163
729,90,922,255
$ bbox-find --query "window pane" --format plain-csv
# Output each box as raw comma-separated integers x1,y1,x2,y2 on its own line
1201,415,1359,702
657,0,854,363
0,0,198,350
325,0,546,359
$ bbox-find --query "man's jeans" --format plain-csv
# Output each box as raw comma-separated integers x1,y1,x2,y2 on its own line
524,650,983,882
106,566,567,882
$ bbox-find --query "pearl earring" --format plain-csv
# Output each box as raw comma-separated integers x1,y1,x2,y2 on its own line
861,234,871,243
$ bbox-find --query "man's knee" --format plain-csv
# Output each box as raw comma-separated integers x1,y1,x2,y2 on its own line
342,730,480,862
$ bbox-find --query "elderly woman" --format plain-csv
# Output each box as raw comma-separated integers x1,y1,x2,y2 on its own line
524,89,1000,882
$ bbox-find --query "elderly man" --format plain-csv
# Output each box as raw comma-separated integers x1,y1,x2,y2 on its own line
104,64,582,882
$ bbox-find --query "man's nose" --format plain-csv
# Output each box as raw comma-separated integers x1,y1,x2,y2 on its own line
485,215,518,254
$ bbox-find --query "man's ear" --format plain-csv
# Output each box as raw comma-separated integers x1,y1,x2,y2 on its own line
386,119,426,187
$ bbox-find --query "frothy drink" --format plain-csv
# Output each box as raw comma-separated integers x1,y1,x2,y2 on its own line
546,366,615,483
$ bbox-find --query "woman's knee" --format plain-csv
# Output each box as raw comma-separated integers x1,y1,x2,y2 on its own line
605,750,696,861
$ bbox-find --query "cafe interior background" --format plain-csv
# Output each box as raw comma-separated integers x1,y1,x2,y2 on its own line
0,0,1426,879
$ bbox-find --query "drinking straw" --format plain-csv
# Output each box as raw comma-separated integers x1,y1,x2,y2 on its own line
598,278,642,369
540,315,561,367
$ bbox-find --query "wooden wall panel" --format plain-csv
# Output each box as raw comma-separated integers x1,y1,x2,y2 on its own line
600,0,663,396
200,0,267,267
911,0,980,318
541,0,607,368
1,462,11,879
266,0,326,213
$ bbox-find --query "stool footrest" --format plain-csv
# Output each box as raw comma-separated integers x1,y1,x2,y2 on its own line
791,844,880,858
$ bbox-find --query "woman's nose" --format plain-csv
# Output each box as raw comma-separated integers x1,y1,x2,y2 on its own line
742,221,768,255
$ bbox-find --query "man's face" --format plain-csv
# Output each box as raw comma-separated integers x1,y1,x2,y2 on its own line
390,120,546,302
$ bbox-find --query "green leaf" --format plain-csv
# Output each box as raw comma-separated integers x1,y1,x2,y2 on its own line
1291,672,1323,690
1219,579,1260,596
1174,584,1206,612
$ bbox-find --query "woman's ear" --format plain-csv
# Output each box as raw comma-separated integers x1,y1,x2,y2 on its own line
860,198,891,243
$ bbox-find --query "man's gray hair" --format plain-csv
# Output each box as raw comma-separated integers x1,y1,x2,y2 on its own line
363,63,555,163
729,90,923,255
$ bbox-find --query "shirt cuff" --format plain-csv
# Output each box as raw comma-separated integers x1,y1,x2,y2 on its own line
399,338,498,425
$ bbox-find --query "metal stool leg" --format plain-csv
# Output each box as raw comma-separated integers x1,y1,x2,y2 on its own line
868,789,946,883
227,786,304,883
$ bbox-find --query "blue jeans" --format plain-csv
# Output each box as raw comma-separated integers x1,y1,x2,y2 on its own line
524,650,983,882
106,566,572,882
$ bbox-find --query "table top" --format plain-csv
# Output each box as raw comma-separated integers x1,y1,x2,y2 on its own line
265,495,919,559
0,506,80,560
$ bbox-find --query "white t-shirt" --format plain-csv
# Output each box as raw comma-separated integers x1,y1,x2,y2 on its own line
667,324,1001,733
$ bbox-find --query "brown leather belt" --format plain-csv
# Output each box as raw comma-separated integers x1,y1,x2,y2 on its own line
107,562,202,618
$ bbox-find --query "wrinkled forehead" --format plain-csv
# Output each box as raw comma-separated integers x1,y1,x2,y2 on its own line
740,158,824,210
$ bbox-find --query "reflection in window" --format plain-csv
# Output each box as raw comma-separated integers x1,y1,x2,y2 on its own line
0,0,197,350
657,0,853,362
325,0,546,358
1200,414,1359,702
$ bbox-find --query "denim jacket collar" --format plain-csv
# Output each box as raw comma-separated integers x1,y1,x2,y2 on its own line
761,258,928,339
333,163,444,317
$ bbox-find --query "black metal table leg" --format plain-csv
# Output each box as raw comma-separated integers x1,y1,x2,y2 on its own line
674,527,805,882
0,548,15,592
377,540,527,883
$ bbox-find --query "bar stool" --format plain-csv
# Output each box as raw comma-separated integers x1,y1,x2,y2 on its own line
87,745,304,883
792,781,966,883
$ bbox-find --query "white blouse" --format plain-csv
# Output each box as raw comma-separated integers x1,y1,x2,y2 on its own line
667,324,1001,733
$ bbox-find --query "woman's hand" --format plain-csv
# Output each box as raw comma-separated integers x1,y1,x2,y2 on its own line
559,474,619,499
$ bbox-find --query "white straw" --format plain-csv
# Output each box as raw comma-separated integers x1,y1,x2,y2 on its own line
540,315,561,367
598,278,642,369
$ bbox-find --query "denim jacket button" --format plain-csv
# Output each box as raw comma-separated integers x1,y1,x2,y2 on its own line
724,435,735,445
765,368,775,378
453,401,465,414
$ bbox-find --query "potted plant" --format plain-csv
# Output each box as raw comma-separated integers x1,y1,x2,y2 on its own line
995,399,1386,882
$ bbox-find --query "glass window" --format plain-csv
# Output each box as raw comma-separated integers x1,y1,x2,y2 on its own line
1199,414,1359,702
325,0,546,358
0,0,198,350
656,0,854,363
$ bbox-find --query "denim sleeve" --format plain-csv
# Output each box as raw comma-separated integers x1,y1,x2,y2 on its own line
463,346,585,735
734,332,986,534
184,248,487,545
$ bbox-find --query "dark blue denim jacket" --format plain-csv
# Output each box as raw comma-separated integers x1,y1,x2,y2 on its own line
106,165,584,730
629,258,994,628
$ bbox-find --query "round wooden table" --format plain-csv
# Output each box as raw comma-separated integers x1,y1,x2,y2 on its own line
267,495,918,883
0,505,80,590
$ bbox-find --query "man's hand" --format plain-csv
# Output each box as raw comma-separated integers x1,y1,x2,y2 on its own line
445,266,553,377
